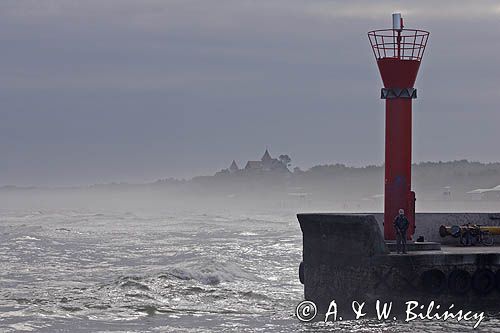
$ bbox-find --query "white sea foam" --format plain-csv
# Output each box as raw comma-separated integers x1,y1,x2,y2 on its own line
13,236,40,241
167,260,257,285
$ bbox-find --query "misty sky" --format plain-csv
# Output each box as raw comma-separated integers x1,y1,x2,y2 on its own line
2,1,500,186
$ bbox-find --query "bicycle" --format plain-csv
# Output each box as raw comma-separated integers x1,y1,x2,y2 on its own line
459,225,494,246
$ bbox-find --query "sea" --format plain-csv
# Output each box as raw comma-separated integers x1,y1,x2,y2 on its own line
1,208,499,332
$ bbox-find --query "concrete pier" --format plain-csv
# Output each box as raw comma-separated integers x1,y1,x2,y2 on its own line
371,212,500,243
298,213,500,316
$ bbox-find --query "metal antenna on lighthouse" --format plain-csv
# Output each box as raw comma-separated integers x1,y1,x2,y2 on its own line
392,13,403,31
392,13,403,59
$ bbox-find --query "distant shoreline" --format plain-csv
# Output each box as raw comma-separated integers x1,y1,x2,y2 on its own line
2,159,499,190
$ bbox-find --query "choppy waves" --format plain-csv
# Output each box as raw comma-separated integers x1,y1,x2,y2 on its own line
0,210,303,332
2,209,498,332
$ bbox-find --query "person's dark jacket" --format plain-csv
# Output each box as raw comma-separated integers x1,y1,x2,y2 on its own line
393,215,409,233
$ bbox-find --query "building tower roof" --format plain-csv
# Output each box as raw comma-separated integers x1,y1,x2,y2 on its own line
261,149,272,162
229,160,239,172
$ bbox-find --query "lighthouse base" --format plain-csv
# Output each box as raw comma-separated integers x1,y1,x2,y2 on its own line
385,240,441,252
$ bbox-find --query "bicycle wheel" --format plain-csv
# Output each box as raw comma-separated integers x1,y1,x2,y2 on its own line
482,232,494,246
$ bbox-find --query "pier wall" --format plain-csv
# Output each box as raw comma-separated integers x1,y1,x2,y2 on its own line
370,213,500,243
297,213,500,315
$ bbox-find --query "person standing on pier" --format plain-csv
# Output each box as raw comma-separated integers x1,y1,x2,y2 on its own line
394,209,409,254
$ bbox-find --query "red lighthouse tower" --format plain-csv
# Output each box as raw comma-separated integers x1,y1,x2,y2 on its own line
368,14,429,240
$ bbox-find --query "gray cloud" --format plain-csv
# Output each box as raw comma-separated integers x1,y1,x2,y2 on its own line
1,1,500,186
